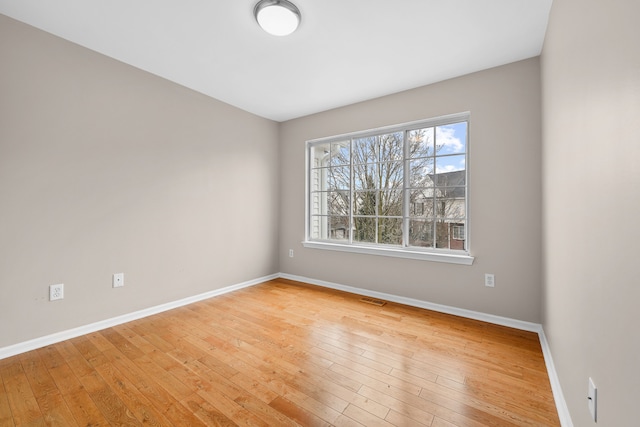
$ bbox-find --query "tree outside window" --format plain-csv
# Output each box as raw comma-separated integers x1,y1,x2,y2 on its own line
308,115,468,254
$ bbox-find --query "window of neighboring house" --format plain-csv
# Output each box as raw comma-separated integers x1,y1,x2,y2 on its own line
305,113,473,265
452,224,465,240
412,202,424,216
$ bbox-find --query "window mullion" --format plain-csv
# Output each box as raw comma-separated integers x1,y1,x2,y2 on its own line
403,130,410,248
349,138,354,244
432,138,437,249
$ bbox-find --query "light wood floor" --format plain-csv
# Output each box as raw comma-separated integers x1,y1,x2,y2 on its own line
0,279,560,426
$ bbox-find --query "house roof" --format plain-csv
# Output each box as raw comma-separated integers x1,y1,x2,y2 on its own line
430,170,466,198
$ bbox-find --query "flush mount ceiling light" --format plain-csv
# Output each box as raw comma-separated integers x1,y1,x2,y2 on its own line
254,0,301,36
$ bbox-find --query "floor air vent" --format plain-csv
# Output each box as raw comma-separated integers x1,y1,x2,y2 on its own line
360,297,386,307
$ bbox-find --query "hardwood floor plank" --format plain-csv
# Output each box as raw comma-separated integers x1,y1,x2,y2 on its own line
130,354,194,402
332,413,367,427
77,370,143,426
358,383,492,427
228,371,279,404
94,357,174,425
181,393,237,426
356,383,438,426
71,336,109,369
196,386,270,427
0,373,16,427
233,394,301,427
99,328,145,361
2,362,42,426
59,384,111,427
432,415,460,427
112,324,159,355
1,279,560,426
269,396,332,427
18,352,57,399
34,390,77,426
418,384,541,426
385,409,432,427
50,340,95,379
342,403,394,427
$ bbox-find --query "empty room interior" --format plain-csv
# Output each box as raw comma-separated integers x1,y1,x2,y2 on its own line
0,0,638,426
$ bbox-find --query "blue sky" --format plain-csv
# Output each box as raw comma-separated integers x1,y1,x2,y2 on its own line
435,122,467,173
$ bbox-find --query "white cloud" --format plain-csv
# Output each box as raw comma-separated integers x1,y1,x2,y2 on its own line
436,126,464,153
435,150,466,173
436,164,458,173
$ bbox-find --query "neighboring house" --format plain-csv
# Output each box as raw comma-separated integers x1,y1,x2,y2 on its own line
311,160,467,250
411,169,466,250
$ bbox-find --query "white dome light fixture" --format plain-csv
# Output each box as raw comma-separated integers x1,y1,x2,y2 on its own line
254,0,301,36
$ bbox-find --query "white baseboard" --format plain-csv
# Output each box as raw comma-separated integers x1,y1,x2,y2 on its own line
279,272,574,427
538,329,574,427
0,273,278,360
0,271,573,426
279,273,542,332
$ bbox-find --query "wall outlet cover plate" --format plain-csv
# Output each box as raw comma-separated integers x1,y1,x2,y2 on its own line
588,377,597,422
49,283,64,301
113,273,124,288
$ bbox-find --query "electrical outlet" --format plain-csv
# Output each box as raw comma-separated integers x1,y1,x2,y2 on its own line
49,284,64,301
485,274,495,287
112,273,124,288
289,249,294,258
588,377,597,422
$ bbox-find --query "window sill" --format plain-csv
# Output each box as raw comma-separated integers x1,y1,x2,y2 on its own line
302,241,475,265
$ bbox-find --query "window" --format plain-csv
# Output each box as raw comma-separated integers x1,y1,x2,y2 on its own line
452,225,465,240
412,202,424,216
305,113,473,265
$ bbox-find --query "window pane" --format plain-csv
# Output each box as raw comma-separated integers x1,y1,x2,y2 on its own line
354,217,376,243
353,132,404,164
435,220,467,250
353,136,377,165
378,132,404,161
379,190,403,216
434,155,466,175
379,218,402,245
436,123,466,155
435,222,451,249
328,191,350,216
378,161,403,190
353,162,404,191
409,127,434,158
409,190,434,217
409,219,434,248
436,197,466,220
409,158,434,188
354,191,376,216
329,216,350,241
328,166,350,190
329,140,350,166
353,163,377,190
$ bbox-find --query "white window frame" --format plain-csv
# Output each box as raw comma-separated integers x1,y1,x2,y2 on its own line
303,112,474,265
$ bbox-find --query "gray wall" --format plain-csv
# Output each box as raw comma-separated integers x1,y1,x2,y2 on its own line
541,0,640,425
0,15,280,348
279,58,543,323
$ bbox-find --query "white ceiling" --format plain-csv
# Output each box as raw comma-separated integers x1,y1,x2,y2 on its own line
0,0,552,122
